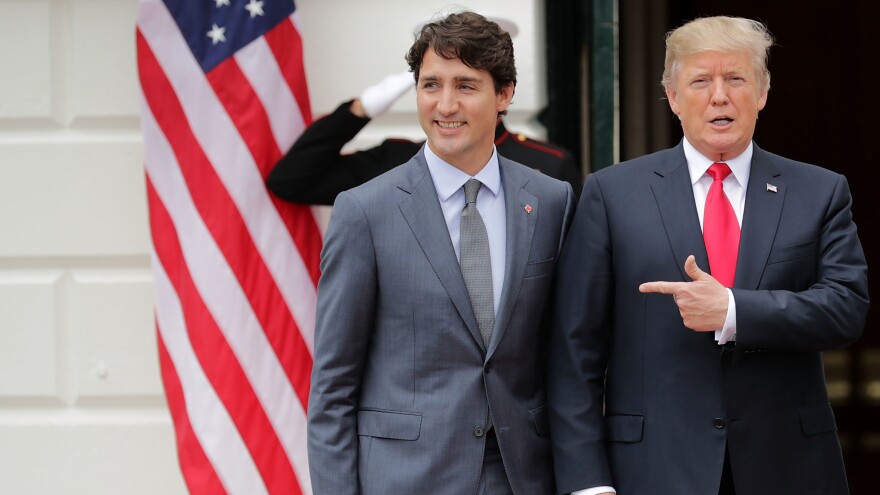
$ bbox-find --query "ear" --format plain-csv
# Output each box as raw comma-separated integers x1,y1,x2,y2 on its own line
757,88,768,111
665,85,680,116
496,83,515,112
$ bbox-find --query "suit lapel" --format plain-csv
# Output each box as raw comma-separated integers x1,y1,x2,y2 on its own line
488,160,537,356
397,152,484,349
650,145,710,280
735,145,784,289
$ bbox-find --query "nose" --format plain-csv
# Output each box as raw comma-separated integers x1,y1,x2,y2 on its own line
710,80,729,105
437,88,458,115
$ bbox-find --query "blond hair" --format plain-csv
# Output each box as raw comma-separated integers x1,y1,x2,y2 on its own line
661,16,773,92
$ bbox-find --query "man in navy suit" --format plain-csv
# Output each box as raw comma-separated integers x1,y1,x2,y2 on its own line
548,16,869,495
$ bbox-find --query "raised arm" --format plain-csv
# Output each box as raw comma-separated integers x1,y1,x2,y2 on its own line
266,72,418,205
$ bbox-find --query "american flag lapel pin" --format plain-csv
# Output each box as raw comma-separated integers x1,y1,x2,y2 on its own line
524,204,533,214
766,183,778,193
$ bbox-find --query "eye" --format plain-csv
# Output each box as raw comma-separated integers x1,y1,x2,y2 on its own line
690,78,709,88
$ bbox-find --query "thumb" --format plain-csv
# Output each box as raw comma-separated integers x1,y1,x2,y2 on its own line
684,255,710,281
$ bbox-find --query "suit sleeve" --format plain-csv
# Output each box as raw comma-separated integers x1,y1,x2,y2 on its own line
265,101,419,205
558,153,584,204
733,174,869,351
547,174,615,494
307,191,377,494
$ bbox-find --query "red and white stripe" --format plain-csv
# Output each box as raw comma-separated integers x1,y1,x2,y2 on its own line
136,1,319,493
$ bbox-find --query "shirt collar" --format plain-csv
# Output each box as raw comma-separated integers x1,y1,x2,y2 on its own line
682,137,752,190
424,144,502,202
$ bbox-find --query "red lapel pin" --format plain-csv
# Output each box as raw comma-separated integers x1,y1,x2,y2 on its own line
524,204,533,214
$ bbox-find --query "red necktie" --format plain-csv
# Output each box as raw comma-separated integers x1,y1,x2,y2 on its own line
703,163,740,288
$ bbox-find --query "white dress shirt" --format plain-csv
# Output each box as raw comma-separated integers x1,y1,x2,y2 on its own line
683,137,750,344
424,144,506,314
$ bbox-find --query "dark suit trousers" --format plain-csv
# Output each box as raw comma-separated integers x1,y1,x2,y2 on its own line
720,448,735,495
479,433,514,495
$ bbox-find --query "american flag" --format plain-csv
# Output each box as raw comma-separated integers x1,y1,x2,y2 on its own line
136,1,319,493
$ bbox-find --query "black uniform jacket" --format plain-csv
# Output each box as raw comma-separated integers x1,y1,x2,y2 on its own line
266,101,582,205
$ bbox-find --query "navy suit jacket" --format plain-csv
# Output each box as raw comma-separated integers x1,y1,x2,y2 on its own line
548,142,869,495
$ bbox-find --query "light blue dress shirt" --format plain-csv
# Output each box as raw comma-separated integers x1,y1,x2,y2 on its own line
423,144,506,315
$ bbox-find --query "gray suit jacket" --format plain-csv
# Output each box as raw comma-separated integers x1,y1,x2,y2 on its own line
308,149,576,494
548,143,869,495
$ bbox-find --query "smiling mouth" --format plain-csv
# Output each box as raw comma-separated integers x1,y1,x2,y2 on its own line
711,117,734,125
437,121,465,129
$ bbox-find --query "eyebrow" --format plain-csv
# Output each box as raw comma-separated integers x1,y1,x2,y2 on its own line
687,66,749,77
420,75,483,84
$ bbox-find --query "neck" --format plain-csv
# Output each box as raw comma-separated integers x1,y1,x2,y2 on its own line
427,142,494,176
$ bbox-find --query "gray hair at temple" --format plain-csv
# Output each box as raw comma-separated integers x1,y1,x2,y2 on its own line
661,16,774,92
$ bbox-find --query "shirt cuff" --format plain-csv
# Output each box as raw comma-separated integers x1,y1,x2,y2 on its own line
715,288,737,344
571,487,616,495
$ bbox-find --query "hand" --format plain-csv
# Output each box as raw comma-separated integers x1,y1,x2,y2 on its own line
570,489,616,495
639,255,728,331
357,70,414,118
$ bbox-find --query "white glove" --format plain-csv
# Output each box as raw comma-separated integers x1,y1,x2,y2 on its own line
359,71,414,118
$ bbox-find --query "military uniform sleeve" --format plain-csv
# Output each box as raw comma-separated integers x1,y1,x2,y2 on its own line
266,101,420,205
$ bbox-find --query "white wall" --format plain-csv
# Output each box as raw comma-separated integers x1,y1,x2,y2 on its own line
297,0,550,150
0,0,543,493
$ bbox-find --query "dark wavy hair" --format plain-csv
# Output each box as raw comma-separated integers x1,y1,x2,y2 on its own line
406,11,517,96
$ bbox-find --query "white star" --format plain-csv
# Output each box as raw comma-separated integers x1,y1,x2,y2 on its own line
244,0,265,18
206,24,226,45
214,0,230,7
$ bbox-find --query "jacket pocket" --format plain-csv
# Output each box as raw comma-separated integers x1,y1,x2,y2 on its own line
605,414,644,443
357,409,422,440
530,404,549,437
767,240,818,264
523,258,555,279
798,403,838,436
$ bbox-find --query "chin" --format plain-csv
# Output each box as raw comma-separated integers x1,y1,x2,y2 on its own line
705,140,741,156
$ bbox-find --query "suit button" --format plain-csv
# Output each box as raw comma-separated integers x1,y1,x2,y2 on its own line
714,418,726,429
473,426,485,438
484,363,493,373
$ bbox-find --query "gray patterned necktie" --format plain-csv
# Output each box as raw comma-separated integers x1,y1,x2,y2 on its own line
460,178,494,347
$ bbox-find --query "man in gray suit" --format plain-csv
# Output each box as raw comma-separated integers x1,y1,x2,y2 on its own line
307,11,575,495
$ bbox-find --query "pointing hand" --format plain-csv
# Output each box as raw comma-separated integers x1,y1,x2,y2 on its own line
639,255,728,331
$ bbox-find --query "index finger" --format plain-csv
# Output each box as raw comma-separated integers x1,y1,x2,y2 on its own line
639,281,685,294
